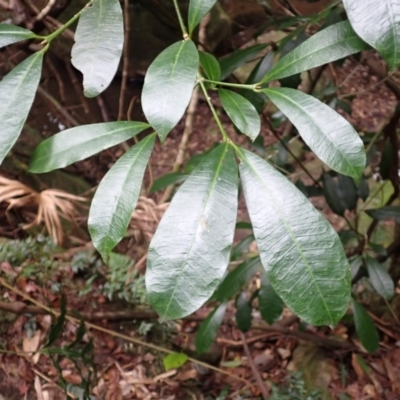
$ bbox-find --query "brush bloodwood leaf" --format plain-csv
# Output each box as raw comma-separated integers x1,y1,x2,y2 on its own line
142,40,199,142
261,21,368,83
238,148,351,326
0,51,43,165
146,144,238,321
264,87,365,182
343,0,400,70
30,121,150,173
199,51,221,81
365,255,394,299
188,0,218,35
88,134,156,261
259,270,283,325
195,302,227,354
0,24,41,49
71,0,123,97
351,298,379,353
219,89,260,141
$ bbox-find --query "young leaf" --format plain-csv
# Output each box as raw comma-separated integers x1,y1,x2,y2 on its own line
236,292,252,332
365,255,394,299
343,0,400,70
219,44,267,80
88,134,156,261
238,148,351,326
142,40,199,142
195,302,227,354
365,206,400,223
213,257,261,302
219,89,261,141
259,271,283,325
188,0,218,35
146,144,239,321
264,87,366,182
71,0,123,97
29,122,150,173
351,298,379,353
199,51,221,81
163,353,188,371
261,21,368,83
0,51,43,165
0,24,41,49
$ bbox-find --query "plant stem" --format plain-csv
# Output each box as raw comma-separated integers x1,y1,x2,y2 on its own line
44,0,94,43
198,77,229,142
203,80,257,90
172,0,188,38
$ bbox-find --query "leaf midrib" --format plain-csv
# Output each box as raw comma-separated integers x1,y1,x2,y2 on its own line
241,150,334,325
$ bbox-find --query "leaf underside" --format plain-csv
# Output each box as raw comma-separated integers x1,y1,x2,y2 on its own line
238,148,351,326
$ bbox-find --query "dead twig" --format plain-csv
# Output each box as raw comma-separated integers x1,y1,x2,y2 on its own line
118,0,130,121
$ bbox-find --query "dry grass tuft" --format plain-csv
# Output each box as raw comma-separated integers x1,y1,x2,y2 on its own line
0,175,86,245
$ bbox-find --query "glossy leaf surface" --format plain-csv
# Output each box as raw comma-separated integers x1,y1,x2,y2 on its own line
30,122,150,173
259,271,283,325
188,0,217,35
219,89,260,141
365,206,400,223
142,40,199,142
146,144,239,321
199,51,221,81
0,24,40,49
195,303,227,354
351,299,379,353
213,257,261,302
261,21,368,83
0,51,43,165
264,87,365,182
71,0,123,97
343,0,400,70
88,134,155,260
238,148,351,326
219,44,267,80
365,256,394,299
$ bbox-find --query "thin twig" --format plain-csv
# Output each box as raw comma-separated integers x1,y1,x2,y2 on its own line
35,0,56,21
118,0,130,121
240,331,269,400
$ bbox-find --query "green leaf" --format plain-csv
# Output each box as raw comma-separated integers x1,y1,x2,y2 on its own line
238,148,351,326
150,172,189,193
88,134,155,260
350,256,363,279
219,89,260,141
142,40,199,142
195,302,227,354
230,234,255,261
358,176,370,201
29,121,150,173
0,24,41,49
71,0,123,97
323,174,346,216
163,353,188,371
235,292,252,332
264,87,366,182
219,44,268,80
199,51,221,81
188,0,218,35
259,270,283,325
146,144,239,321
351,298,379,353
365,206,400,223
365,255,394,299
343,0,400,70
0,51,43,165
261,21,368,83
213,257,261,302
